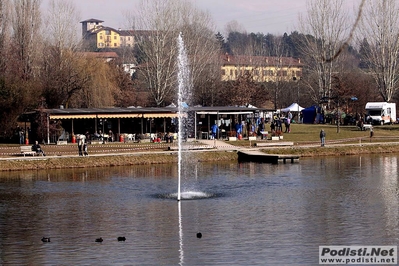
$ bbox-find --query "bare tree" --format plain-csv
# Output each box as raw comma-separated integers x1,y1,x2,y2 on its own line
269,36,290,109
40,0,84,108
299,0,350,103
224,20,246,37
225,72,258,106
0,0,10,74
11,0,42,80
132,0,218,107
178,1,219,106
43,0,80,51
357,0,399,102
133,0,180,106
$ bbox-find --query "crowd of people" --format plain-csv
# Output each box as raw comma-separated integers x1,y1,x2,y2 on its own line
201,111,295,141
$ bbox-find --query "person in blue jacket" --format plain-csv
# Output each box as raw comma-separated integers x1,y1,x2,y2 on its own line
211,123,218,139
235,122,242,138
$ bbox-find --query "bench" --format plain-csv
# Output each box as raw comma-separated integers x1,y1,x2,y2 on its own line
20,146,36,156
260,131,268,139
255,142,294,147
358,124,372,131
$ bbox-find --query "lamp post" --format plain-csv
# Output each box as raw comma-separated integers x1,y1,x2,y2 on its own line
102,119,106,144
293,76,300,122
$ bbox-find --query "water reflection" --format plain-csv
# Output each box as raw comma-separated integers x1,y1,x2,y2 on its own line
178,201,184,266
0,154,398,265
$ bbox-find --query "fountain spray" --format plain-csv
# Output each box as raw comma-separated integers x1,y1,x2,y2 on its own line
177,32,190,201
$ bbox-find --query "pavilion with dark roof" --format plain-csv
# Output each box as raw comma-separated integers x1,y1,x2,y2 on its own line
30,105,272,144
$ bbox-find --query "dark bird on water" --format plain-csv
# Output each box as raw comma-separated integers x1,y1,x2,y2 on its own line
117,236,126,241
196,232,202,239
95,237,103,243
41,237,50,242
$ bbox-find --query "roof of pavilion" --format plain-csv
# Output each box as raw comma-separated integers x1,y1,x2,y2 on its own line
42,106,273,120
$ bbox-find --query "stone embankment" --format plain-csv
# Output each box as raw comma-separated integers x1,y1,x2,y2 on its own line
1,139,399,171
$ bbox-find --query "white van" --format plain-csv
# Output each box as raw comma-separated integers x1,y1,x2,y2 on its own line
365,102,396,125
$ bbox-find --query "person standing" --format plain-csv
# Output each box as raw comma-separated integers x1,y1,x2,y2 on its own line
83,140,88,156
19,129,24,144
320,129,326,147
257,121,264,139
77,135,84,156
235,122,242,138
270,121,276,136
369,125,374,140
288,111,293,121
211,123,218,140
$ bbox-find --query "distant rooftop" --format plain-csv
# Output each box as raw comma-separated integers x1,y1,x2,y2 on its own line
80,18,104,23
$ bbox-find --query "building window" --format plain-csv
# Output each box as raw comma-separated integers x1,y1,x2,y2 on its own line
221,69,226,75
100,35,103,39
230,69,233,76
114,35,117,40
105,30,111,35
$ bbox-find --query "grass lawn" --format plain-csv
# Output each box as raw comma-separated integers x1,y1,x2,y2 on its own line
283,123,399,143
229,123,399,147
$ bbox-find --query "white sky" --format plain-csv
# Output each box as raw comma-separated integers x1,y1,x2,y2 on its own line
42,0,362,35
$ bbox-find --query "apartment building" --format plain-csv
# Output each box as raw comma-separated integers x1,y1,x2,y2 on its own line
81,19,122,48
81,19,150,49
221,54,303,82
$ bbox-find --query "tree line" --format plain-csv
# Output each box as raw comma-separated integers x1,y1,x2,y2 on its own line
0,0,399,141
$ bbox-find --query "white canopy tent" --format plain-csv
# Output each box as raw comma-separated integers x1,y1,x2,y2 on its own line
281,103,304,113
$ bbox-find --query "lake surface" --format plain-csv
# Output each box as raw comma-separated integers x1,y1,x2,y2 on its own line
0,154,398,265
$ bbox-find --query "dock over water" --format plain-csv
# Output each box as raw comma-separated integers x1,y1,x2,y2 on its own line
237,150,300,164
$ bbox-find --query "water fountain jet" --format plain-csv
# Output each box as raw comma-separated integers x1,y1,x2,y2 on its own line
174,33,215,201
176,32,189,201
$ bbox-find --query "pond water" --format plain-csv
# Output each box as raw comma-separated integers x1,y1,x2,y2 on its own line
0,154,398,265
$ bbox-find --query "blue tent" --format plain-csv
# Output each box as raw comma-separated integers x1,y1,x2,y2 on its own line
302,106,317,124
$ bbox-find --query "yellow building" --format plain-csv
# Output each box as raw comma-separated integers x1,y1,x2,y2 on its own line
80,19,145,49
221,54,303,82
81,19,121,49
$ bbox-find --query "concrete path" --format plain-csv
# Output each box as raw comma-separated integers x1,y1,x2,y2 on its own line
197,139,241,150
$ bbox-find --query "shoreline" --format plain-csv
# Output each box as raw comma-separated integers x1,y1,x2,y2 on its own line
1,141,399,171
0,150,238,172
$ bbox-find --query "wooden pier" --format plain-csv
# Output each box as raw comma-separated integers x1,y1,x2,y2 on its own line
237,150,299,164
